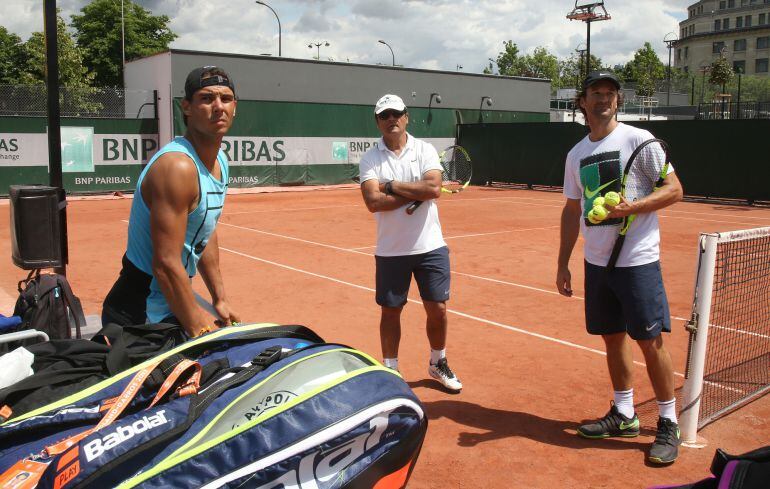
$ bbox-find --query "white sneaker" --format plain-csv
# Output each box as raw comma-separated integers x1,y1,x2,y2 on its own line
428,358,462,392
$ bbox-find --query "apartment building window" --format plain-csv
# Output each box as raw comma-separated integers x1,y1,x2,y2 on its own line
715,19,722,30
760,13,766,24
690,25,695,35
745,15,752,27
756,58,769,72
734,60,746,73
724,18,731,28
758,36,770,49
720,0,727,7
736,16,743,28
728,0,735,7
713,41,726,53
685,46,689,58
735,39,747,50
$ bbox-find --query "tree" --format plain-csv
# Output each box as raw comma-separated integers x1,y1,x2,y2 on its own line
71,0,177,87
487,40,526,76
559,52,604,91
20,13,94,88
0,26,25,84
621,42,665,96
709,55,734,93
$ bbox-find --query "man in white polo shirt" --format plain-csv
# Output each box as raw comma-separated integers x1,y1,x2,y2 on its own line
358,94,462,392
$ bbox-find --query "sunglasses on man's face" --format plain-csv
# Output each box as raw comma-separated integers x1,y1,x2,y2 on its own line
377,110,406,120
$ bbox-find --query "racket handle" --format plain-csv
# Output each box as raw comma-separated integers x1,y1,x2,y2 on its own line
606,235,625,271
406,200,423,215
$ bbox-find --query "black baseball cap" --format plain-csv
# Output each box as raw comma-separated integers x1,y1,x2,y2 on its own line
184,66,235,100
582,70,621,90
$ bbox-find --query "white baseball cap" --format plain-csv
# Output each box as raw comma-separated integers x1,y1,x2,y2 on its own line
374,94,406,114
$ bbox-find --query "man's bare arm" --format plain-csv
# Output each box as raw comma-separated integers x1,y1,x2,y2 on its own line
608,172,683,219
386,169,442,201
360,178,410,213
198,230,240,325
145,153,211,337
556,198,582,297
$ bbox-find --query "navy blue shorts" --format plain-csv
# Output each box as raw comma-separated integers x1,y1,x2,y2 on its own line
584,260,671,340
375,246,450,307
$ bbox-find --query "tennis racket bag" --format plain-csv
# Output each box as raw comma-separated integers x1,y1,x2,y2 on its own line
649,445,770,489
0,323,427,489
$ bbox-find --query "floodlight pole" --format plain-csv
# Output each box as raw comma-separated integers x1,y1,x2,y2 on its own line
256,1,281,56
566,2,611,80
378,40,395,66
44,0,67,276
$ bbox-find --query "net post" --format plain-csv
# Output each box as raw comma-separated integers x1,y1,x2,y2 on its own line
679,233,719,446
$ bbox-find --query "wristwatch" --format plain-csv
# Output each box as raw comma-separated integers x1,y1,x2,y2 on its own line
384,181,394,195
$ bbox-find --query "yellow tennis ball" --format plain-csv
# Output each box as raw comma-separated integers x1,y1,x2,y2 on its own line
587,211,601,224
604,191,620,207
593,196,606,208
591,205,609,221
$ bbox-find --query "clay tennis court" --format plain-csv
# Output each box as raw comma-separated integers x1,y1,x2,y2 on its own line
1,185,769,488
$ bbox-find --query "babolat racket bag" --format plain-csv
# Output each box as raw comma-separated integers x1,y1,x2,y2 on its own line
0,323,427,489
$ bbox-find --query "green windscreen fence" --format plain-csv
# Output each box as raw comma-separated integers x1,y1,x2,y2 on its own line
458,120,770,203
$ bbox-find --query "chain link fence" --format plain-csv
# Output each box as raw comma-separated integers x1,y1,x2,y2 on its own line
0,85,157,119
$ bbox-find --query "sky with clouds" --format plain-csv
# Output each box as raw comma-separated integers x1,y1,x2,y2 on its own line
1,1,692,73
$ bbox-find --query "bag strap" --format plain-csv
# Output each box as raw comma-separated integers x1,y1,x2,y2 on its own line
55,275,86,339
711,446,770,476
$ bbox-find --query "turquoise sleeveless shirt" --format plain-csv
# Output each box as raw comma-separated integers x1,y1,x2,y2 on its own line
126,137,229,322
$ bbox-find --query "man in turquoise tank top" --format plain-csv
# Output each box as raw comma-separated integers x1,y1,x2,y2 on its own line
102,66,240,338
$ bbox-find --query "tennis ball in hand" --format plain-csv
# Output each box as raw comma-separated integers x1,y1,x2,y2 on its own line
593,196,606,208
591,204,609,221
587,211,602,224
604,191,621,207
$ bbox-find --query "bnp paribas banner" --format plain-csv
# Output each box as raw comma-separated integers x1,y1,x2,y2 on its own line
1,127,452,192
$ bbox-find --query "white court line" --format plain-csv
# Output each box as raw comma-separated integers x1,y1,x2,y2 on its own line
226,204,358,215
350,225,560,250
219,245,683,377
220,222,371,256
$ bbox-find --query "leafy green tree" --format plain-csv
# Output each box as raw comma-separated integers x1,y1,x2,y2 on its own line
709,55,734,94
487,40,526,76
71,0,177,87
559,52,604,91
620,42,665,96
0,26,26,84
20,13,94,88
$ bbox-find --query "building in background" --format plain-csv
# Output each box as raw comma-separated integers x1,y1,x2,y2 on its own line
676,0,770,76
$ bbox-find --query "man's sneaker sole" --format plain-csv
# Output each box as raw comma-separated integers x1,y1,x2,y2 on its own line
577,430,639,440
648,454,677,465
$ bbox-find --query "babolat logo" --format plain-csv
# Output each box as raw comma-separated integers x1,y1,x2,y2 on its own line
84,410,169,461
255,411,392,489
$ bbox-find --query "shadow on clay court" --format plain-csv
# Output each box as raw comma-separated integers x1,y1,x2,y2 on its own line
420,399,655,453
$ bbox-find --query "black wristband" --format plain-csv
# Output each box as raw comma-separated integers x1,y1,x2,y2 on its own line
384,181,394,195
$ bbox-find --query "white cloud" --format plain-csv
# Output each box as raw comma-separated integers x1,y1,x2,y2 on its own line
0,0,694,72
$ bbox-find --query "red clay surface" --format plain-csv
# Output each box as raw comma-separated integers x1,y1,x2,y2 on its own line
1,186,769,488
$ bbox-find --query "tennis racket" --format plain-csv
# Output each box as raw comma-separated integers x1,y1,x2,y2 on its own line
606,138,670,270
405,145,472,215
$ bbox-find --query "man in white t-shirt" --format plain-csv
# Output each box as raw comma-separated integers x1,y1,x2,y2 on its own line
556,71,684,464
358,94,461,392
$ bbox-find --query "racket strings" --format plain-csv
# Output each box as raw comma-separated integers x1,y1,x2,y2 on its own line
624,143,666,202
441,150,471,185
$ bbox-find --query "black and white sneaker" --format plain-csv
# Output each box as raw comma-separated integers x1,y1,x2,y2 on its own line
577,402,640,439
428,358,462,392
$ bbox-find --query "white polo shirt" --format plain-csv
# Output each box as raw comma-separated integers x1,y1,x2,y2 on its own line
359,133,447,256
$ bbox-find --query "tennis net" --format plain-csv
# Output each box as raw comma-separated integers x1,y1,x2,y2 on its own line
680,227,770,444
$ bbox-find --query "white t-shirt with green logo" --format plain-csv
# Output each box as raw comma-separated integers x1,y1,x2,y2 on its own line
563,123,674,267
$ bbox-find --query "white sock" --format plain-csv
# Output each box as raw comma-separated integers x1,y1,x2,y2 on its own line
614,389,635,418
383,358,398,370
657,398,677,423
430,348,446,365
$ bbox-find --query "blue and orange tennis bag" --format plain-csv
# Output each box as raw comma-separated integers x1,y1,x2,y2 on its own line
0,323,427,488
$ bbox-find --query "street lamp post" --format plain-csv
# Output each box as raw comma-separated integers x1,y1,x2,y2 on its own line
309,41,330,60
255,1,281,56
121,0,126,69
664,32,678,106
378,40,395,66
